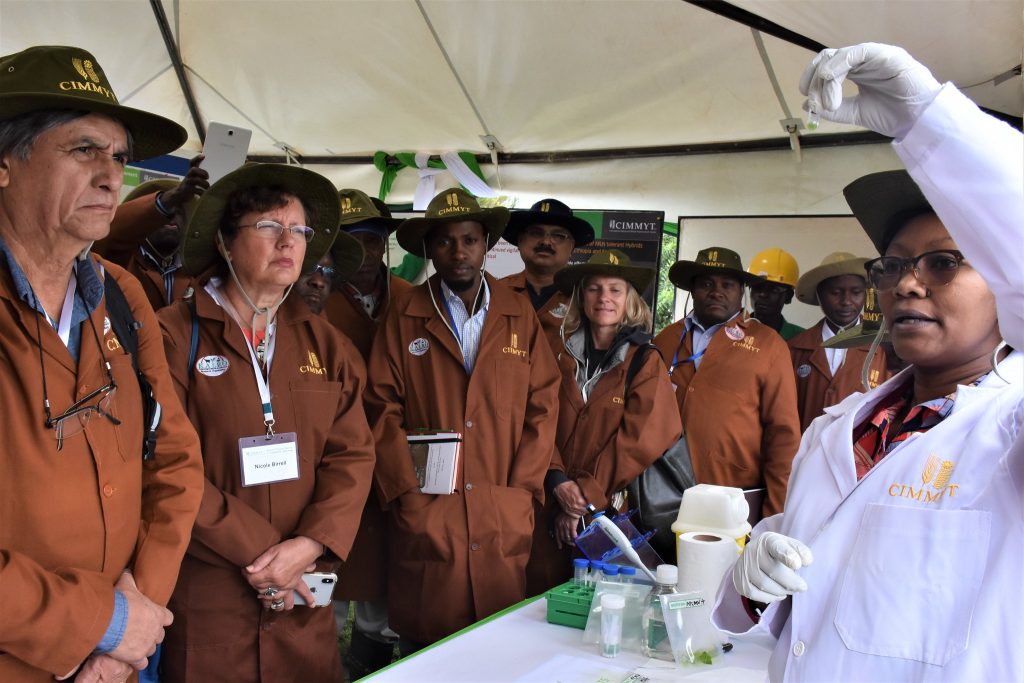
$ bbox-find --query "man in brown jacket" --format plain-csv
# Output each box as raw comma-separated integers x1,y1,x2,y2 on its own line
654,247,801,518
366,188,560,649
0,46,204,682
789,252,891,431
95,155,208,311
323,189,411,356
321,190,412,677
499,198,595,352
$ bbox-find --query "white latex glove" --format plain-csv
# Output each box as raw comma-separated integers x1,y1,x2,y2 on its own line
799,43,942,140
733,531,814,604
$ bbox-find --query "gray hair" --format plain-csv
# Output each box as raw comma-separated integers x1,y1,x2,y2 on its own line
0,109,134,160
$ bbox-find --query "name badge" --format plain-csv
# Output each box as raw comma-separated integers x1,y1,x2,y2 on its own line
239,432,300,486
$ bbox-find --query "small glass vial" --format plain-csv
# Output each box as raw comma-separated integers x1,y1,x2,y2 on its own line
599,593,625,658
619,566,637,584
602,564,620,583
573,558,589,586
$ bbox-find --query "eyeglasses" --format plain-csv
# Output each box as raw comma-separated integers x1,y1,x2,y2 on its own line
48,382,120,450
239,220,315,243
864,250,965,291
523,226,573,245
34,300,121,451
310,264,336,280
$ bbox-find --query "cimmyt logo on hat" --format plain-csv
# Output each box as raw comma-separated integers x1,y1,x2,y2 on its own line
607,252,619,265
72,58,100,83
540,201,551,212
447,193,460,208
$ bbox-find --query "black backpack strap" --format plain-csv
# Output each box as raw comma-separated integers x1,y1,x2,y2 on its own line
624,342,660,400
103,273,159,460
186,295,199,385
103,272,140,369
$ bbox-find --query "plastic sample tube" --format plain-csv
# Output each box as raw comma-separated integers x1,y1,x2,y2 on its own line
600,593,626,658
573,558,589,586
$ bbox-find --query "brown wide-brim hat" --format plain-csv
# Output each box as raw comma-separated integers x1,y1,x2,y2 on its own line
396,188,509,257
338,188,403,233
669,246,764,291
503,198,595,246
554,249,654,294
0,45,186,160
181,163,344,277
795,252,869,305
843,170,933,255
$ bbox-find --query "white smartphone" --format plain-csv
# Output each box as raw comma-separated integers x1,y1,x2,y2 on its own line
201,122,251,184
293,571,337,607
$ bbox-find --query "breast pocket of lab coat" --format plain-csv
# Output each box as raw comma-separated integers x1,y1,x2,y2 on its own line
288,379,343,465
833,503,991,666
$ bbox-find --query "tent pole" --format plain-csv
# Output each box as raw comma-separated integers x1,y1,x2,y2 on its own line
150,0,206,143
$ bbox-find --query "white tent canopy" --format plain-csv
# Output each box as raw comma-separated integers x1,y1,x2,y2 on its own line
3,1,1021,215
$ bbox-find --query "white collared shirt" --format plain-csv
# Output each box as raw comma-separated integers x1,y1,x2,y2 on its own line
440,278,490,373
821,318,858,376
683,310,741,369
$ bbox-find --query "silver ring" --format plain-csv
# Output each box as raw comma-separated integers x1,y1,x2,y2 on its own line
270,599,285,611
262,587,279,598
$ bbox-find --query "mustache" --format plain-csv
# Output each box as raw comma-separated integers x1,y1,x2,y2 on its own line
533,245,556,254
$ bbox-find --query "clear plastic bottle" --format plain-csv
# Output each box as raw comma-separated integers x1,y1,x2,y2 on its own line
601,564,620,583
619,565,637,584
641,564,679,661
573,558,589,586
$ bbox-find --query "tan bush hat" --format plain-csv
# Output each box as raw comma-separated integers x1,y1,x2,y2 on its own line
795,252,869,305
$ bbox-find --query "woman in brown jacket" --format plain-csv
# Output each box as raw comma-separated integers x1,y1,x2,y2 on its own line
156,164,376,682
526,250,681,594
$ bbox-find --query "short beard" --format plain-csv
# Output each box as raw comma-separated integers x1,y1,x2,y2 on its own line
444,274,477,293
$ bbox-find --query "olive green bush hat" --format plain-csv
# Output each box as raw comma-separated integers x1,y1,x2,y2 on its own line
338,188,402,232
181,163,355,278
669,246,764,291
843,170,932,255
396,188,509,257
554,249,654,294
0,45,186,160
822,286,888,349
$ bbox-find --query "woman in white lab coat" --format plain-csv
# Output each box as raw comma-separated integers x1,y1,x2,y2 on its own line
713,44,1024,682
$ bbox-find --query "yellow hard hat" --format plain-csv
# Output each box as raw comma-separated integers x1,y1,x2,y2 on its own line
747,247,799,287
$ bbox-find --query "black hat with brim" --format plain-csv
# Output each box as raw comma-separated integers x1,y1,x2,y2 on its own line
181,163,343,277
503,198,595,246
669,246,764,291
843,170,933,255
554,249,654,294
397,188,509,258
0,46,186,160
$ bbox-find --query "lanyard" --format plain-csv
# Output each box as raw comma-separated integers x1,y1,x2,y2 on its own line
668,323,705,375
207,282,279,435
241,325,278,436
441,294,471,374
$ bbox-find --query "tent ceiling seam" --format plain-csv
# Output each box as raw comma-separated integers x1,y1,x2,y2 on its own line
183,66,282,148
121,64,173,103
751,29,793,121
415,0,493,137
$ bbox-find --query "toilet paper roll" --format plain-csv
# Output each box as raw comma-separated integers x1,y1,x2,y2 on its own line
676,531,740,650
